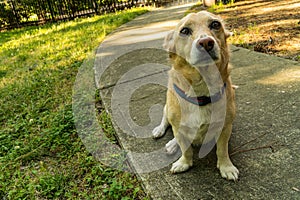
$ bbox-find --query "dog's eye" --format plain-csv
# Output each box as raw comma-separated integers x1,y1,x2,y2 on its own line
210,21,221,30
180,27,192,36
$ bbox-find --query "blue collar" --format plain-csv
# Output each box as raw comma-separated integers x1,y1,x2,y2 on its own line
173,83,226,106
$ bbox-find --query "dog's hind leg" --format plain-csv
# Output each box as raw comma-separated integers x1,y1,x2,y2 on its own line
152,105,169,138
165,138,179,154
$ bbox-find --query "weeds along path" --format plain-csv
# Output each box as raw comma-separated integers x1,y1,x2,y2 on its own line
0,8,149,199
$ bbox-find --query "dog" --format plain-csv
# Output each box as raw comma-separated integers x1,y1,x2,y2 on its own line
152,11,239,181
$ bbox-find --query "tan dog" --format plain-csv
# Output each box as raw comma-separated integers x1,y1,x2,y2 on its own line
152,11,239,181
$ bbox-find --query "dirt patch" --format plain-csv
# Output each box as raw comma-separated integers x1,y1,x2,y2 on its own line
189,0,300,61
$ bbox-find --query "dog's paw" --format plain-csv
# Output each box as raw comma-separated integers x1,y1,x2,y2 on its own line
165,138,179,154
232,84,239,89
218,164,239,181
152,125,167,138
170,158,192,174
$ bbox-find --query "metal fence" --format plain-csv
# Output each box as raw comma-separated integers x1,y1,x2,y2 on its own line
0,0,135,29
1,0,191,30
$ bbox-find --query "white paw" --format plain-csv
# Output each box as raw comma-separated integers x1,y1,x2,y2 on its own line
165,138,179,154
170,158,192,174
152,125,167,138
218,164,239,181
232,85,239,89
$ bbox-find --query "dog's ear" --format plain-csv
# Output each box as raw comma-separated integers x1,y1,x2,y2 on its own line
225,30,233,39
163,30,176,53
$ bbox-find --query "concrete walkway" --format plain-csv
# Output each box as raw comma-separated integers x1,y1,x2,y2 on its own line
95,4,300,199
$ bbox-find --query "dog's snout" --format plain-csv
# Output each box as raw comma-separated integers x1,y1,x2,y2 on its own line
197,37,214,52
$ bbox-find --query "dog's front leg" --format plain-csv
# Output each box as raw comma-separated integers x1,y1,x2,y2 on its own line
170,127,193,173
216,124,239,181
152,105,169,138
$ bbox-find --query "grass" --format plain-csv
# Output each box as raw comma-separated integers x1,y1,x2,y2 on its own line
187,0,300,61
186,0,235,14
0,8,149,199
203,2,262,51
206,0,235,13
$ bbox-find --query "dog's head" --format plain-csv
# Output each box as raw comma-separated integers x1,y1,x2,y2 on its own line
164,11,231,67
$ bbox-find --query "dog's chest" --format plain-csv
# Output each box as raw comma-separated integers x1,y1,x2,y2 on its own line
179,102,212,144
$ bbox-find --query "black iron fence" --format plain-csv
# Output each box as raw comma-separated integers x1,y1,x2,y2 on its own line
0,0,177,30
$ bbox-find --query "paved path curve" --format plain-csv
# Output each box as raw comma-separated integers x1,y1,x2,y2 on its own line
95,4,300,199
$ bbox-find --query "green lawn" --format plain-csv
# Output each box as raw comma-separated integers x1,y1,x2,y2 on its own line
0,8,149,199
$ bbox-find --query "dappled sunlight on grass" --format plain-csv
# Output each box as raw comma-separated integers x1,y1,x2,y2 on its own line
188,0,300,61
1,10,154,95
0,13,133,86
0,8,149,199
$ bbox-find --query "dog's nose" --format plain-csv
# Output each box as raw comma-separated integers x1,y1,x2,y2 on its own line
197,37,215,52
